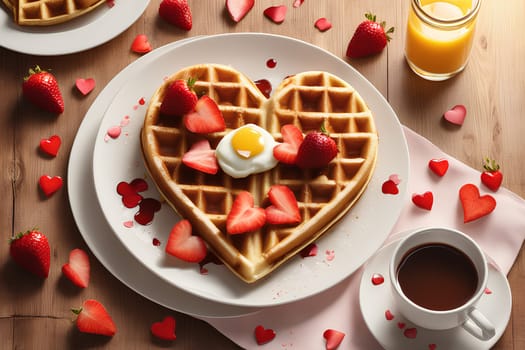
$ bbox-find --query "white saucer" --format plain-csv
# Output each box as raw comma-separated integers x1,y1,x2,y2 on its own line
359,232,512,350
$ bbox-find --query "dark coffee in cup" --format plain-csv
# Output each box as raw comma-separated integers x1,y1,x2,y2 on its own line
396,242,478,311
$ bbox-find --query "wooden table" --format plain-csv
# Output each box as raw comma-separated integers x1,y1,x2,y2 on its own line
1,1,523,348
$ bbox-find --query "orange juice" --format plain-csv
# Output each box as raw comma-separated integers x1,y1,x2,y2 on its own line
405,0,481,80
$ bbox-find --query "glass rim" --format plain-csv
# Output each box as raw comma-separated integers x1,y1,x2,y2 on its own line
411,0,482,28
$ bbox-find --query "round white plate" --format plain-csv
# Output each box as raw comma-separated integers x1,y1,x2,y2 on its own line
92,33,410,308
68,37,259,318
359,233,512,350
0,0,149,55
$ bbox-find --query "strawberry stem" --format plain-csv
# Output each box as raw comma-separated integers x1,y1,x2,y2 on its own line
483,157,500,172
71,307,83,315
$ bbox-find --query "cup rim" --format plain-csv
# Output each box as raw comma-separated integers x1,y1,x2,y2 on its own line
389,227,488,315
411,0,482,29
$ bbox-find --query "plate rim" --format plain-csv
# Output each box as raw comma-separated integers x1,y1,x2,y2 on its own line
91,32,410,308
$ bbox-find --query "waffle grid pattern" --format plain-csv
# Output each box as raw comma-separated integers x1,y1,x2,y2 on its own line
141,64,378,282
7,0,104,26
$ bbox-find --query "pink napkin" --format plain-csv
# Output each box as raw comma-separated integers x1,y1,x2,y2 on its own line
202,126,525,349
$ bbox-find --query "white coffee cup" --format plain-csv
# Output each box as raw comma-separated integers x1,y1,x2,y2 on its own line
389,227,496,340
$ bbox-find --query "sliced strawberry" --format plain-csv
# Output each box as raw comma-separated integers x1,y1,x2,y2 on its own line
165,220,207,263
265,185,301,225
323,329,345,350
183,95,226,133
62,248,90,288
226,0,254,23
226,191,266,235
182,139,219,174
273,124,304,164
130,34,152,54
72,299,117,336
315,17,332,32
264,5,287,24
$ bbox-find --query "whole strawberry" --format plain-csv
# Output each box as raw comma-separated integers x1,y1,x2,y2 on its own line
481,157,503,191
9,229,51,278
346,13,394,58
22,66,64,114
159,0,192,30
160,78,198,116
295,125,338,169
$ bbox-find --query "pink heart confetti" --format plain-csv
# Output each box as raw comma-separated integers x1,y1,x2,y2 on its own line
388,173,401,185
443,104,467,125
293,0,304,7
325,249,335,261
75,78,95,95
106,125,122,139
131,34,152,54
123,221,134,228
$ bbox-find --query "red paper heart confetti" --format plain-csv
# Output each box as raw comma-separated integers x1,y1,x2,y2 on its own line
39,134,61,157
39,175,63,197
254,325,276,345
404,327,418,339
385,310,394,321
428,158,449,177
382,179,399,195
397,322,406,329
429,344,437,350
75,78,95,95
263,5,287,24
371,273,384,285
315,17,332,32
131,34,152,54
134,198,162,225
443,104,467,125
323,329,345,350
484,287,492,294
412,191,434,210
150,316,176,341
459,184,496,223
300,243,318,258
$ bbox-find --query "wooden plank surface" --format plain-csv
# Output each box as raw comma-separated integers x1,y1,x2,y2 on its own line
0,0,523,348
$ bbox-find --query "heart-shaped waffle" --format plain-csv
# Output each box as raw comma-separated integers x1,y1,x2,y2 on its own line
141,64,378,283
6,0,106,26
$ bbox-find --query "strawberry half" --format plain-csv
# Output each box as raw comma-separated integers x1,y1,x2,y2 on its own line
160,78,198,116
481,157,503,191
72,299,117,337
22,66,64,114
165,220,207,263
182,139,219,174
9,229,50,278
265,185,301,225
295,125,338,169
62,248,90,288
346,13,394,58
159,0,192,30
273,124,304,165
183,95,226,133
226,191,266,234
226,0,254,23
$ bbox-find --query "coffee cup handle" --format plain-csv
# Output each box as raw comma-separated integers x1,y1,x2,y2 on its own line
462,308,496,341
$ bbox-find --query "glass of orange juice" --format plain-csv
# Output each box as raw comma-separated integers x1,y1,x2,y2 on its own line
405,0,482,81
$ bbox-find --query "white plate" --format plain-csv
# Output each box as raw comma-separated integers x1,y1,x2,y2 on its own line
68,37,259,318
359,233,512,350
92,33,410,308
0,0,149,55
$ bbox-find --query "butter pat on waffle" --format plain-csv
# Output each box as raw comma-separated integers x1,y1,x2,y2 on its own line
4,0,105,26
141,64,378,283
